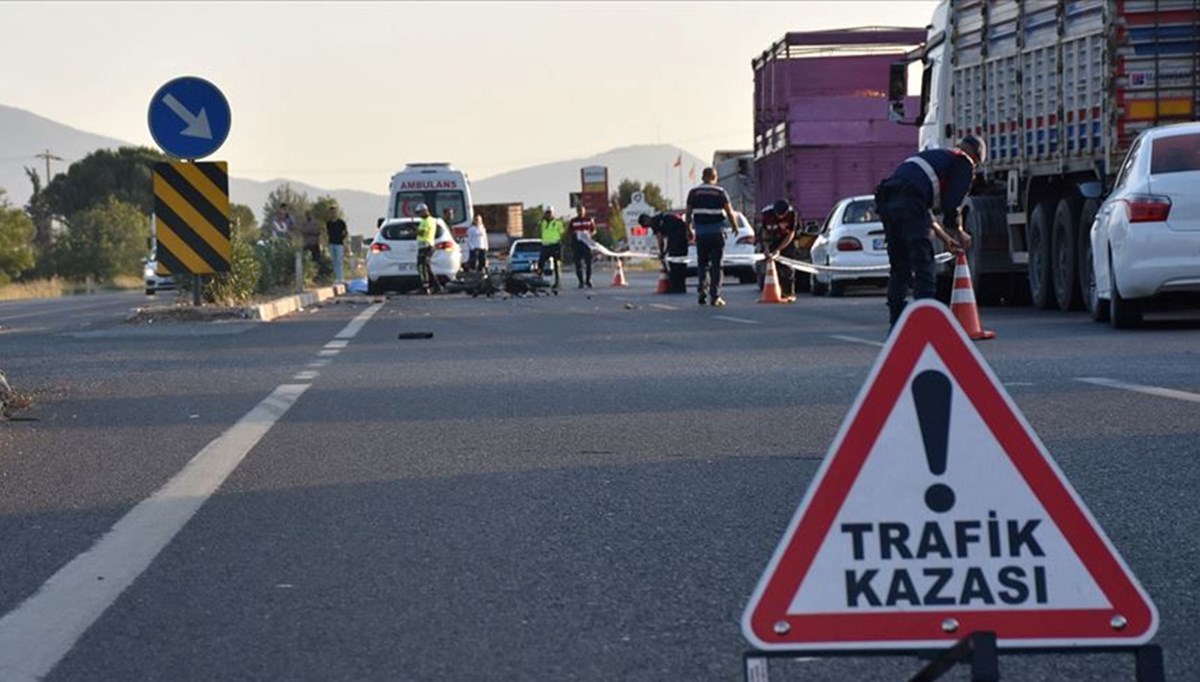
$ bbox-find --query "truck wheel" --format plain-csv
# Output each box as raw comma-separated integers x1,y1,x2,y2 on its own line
1076,198,1100,306
1109,256,1143,329
1027,202,1055,309
1052,198,1083,311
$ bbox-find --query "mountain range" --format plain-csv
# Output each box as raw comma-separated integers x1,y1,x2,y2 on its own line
0,104,708,236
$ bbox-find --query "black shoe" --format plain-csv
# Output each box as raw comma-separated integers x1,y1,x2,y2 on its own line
578,283,585,289
585,282,593,289
698,294,706,305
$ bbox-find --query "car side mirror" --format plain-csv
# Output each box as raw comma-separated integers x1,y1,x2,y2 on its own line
1078,181,1105,199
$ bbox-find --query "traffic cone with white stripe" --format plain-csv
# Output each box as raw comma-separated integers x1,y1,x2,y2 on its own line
758,258,785,304
611,258,628,287
655,265,670,293
950,252,995,340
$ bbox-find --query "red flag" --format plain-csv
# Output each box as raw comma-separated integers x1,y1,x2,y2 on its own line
688,164,696,181
672,154,682,168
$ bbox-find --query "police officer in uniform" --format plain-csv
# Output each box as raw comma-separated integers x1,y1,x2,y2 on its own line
537,206,566,290
686,167,739,307
875,135,984,325
759,199,800,302
639,211,689,293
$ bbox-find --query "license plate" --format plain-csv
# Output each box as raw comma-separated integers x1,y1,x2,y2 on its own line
872,238,887,250
397,262,416,271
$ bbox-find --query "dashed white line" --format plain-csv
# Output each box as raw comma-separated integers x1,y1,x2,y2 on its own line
0,384,311,682
317,349,340,357
1076,377,1200,404
324,340,349,349
307,360,329,368
293,371,319,381
830,334,885,348
713,315,760,325
649,303,678,311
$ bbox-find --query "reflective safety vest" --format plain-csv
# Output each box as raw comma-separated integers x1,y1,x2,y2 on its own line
417,216,436,246
539,218,565,245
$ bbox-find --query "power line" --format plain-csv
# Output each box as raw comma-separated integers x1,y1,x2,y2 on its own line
33,149,64,183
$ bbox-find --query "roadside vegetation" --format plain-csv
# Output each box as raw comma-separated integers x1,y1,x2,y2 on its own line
0,146,347,305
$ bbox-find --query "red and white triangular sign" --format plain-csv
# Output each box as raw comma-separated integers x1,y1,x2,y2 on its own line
742,300,1158,650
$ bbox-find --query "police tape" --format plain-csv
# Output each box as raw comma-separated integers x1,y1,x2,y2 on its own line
579,237,657,260
774,252,955,276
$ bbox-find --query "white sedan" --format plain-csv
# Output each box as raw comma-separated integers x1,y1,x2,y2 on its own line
1087,122,1200,328
808,195,889,296
366,217,462,294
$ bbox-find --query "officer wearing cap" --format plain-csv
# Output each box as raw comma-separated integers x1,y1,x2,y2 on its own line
874,135,985,326
414,203,441,294
759,199,800,301
639,211,688,293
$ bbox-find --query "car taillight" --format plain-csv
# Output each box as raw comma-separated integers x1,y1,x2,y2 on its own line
836,237,863,252
435,241,454,251
1123,194,1171,223
737,235,755,245
370,242,390,252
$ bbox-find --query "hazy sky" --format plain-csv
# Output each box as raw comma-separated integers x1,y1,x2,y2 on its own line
2,1,937,194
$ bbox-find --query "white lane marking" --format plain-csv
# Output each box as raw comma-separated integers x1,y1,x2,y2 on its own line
830,334,885,348
0,383,311,682
1076,377,1200,404
307,360,329,368
649,303,678,311
317,349,340,357
293,371,319,381
713,315,760,325
335,302,383,339
323,340,349,349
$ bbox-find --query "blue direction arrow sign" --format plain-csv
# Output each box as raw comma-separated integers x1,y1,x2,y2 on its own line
147,76,231,160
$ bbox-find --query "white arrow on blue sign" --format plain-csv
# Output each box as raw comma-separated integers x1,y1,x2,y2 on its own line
147,76,231,160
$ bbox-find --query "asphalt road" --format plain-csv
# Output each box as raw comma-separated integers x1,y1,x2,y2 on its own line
0,274,1197,681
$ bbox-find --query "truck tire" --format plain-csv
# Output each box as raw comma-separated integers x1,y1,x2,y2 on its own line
964,196,1007,306
1027,202,1055,309
1052,198,1083,311
1109,255,1143,329
1076,198,1100,306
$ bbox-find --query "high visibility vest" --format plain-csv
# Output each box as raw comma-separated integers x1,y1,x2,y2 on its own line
539,218,565,245
417,216,436,246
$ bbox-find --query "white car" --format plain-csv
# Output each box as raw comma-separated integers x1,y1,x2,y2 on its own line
809,195,889,296
143,257,175,296
367,217,462,294
686,211,757,284
1087,122,1200,328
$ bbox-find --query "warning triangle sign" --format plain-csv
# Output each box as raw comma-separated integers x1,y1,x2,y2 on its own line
742,301,1158,651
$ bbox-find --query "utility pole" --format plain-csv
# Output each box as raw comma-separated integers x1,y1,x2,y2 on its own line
34,149,64,184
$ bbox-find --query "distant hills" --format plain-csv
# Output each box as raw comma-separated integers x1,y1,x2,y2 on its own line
0,103,711,235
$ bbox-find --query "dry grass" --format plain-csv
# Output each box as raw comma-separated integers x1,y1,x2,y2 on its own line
110,275,143,290
0,278,67,301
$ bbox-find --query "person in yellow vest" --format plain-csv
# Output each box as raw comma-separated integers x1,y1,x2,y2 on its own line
414,203,442,294
537,205,565,290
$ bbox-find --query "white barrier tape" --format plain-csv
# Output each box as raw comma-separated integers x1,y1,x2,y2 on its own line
579,236,657,260
775,252,954,276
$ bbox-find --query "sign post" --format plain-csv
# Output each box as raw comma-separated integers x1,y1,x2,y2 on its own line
741,300,1161,679
147,76,232,306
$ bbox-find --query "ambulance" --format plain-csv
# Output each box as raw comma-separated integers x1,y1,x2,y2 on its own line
386,163,474,243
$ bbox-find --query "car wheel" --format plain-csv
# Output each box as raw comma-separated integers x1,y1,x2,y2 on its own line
1027,201,1056,309
740,270,758,285
367,279,381,296
1076,198,1100,305
810,272,827,296
828,279,846,297
1086,243,1108,323
1108,255,1142,329
1051,198,1083,311
145,288,155,296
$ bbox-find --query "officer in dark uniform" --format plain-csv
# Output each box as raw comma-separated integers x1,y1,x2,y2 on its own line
759,199,800,301
875,135,985,325
639,211,689,293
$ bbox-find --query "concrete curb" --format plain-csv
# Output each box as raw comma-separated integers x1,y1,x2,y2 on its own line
247,283,347,321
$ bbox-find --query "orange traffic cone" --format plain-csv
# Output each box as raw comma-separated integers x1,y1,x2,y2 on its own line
950,252,995,340
758,258,785,304
655,267,670,294
611,258,628,287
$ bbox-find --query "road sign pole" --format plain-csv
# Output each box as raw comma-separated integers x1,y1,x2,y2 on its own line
193,275,202,307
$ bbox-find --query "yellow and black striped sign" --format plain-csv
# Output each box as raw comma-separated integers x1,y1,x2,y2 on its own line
153,161,230,275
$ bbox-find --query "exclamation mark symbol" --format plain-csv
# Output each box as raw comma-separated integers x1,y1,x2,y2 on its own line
912,370,955,513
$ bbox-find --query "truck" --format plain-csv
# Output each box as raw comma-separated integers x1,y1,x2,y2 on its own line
472,202,524,253
753,27,928,291
889,0,1200,308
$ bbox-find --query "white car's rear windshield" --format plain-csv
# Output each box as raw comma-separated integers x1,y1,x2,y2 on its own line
841,200,880,224
513,243,540,254
1150,133,1200,175
380,223,418,240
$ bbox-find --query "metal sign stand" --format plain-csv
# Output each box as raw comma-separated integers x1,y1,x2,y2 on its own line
743,635,1165,682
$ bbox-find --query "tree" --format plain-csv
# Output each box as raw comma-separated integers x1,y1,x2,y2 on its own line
43,146,168,220
229,203,258,244
261,182,312,231
52,197,148,281
522,204,546,239
0,190,36,284
611,179,670,212
607,199,626,244
24,168,54,252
